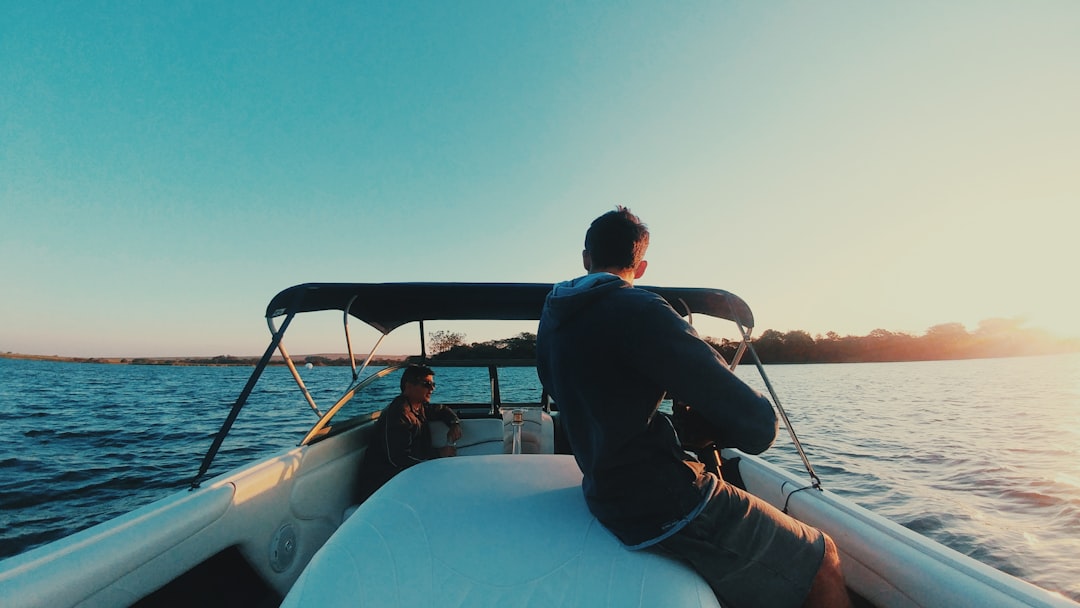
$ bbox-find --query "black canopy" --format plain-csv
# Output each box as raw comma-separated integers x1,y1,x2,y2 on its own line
265,282,754,334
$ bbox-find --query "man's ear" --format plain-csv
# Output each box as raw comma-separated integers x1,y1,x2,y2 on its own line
582,250,592,272
633,259,647,279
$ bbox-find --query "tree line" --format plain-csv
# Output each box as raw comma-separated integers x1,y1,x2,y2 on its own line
428,331,537,360
429,320,1079,365
8,319,1073,368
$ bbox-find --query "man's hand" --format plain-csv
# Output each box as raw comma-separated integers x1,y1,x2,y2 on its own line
671,401,720,450
447,423,463,443
439,422,463,458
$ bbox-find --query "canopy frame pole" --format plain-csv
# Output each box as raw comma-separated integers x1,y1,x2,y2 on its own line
276,329,322,419
729,339,749,371
676,295,748,371
341,294,386,383
488,364,501,415
190,310,297,489
731,313,822,490
345,295,359,382
354,334,386,382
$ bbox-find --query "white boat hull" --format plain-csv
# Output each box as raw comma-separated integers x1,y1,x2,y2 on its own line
726,448,1077,607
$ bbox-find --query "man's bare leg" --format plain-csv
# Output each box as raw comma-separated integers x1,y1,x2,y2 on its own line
803,535,852,608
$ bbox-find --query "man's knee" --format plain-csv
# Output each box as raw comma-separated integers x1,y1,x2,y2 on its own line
803,533,851,608
820,534,842,572
825,537,842,565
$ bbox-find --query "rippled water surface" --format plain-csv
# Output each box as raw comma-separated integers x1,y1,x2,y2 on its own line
1,354,1078,601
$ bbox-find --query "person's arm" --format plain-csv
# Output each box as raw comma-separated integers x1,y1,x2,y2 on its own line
631,297,778,454
427,403,461,426
427,403,463,445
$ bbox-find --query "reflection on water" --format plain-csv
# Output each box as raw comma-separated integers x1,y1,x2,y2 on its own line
732,354,1080,600
1,354,1078,601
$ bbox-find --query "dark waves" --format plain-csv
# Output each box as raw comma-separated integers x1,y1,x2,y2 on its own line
0,358,308,560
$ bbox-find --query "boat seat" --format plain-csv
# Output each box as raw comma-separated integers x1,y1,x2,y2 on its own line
343,414,558,522
501,407,554,454
429,417,505,455
285,455,721,608
429,409,555,455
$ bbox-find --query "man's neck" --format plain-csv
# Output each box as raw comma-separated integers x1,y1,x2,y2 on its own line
590,268,636,285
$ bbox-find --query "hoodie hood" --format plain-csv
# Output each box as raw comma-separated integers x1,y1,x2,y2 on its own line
543,273,627,329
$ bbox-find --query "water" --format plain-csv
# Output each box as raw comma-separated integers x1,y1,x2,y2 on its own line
1,355,1078,602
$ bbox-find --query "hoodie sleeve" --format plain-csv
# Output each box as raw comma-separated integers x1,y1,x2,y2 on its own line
628,295,778,454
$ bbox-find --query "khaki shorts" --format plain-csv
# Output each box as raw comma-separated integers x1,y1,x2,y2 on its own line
655,477,825,608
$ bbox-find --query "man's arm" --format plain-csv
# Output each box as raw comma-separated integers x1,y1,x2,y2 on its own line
632,296,778,454
427,403,461,426
427,403,463,446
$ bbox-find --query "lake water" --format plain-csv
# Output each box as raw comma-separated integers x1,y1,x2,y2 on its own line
1,354,1078,601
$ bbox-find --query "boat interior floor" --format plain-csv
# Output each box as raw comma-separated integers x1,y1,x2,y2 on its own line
132,546,281,608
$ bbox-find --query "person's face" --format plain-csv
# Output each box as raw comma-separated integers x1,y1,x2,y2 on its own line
405,374,436,403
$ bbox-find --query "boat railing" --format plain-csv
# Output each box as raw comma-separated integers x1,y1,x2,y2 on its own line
192,283,823,497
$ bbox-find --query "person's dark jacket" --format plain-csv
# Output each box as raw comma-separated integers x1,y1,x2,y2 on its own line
357,395,460,501
536,273,777,548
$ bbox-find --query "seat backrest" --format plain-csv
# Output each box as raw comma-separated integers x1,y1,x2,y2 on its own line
284,455,722,608
430,418,505,455
502,407,554,454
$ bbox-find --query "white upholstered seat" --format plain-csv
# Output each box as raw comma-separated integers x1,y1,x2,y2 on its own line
501,407,554,454
429,409,555,456
430,418,506,455
282,454,721,608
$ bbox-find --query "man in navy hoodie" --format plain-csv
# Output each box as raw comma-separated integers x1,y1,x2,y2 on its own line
536,207,849,608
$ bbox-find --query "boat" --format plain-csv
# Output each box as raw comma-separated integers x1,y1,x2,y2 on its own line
1,282,1075,607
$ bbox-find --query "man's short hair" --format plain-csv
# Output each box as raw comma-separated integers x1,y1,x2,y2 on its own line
401,364,435,391
584,206,650,270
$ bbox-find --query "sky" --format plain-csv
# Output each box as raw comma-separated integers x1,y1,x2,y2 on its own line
2,2,1078,358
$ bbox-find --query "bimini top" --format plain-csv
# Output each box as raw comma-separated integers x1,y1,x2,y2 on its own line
266,282,754,334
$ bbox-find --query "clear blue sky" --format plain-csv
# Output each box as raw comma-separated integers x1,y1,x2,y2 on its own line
3,2,1078,358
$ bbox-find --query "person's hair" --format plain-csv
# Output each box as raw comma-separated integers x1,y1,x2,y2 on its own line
400,364,435,391
584,206,650,270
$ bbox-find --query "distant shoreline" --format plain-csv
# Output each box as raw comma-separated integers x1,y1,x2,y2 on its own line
0,352,410,367
6,322,1079,367
3,347,1077,367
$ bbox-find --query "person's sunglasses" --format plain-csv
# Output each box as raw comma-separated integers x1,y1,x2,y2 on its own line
415,380,436,390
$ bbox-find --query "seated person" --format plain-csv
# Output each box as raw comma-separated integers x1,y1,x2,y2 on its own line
357,364,462,501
